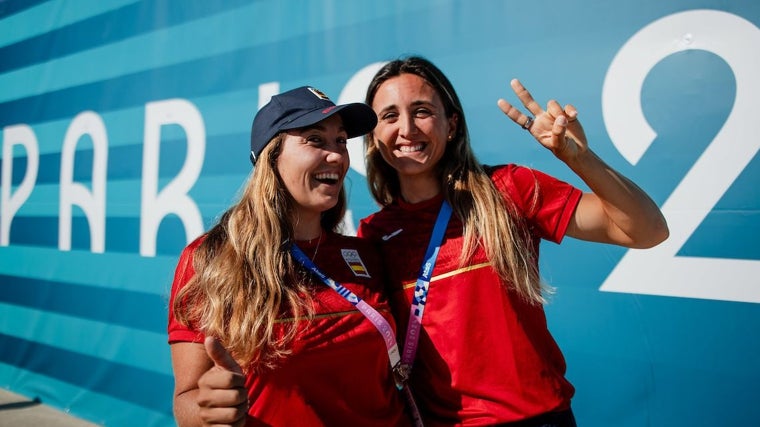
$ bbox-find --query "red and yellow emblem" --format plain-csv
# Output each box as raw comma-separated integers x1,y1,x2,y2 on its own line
341,249,370,278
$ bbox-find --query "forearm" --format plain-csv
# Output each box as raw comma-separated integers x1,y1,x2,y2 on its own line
566,149,669,248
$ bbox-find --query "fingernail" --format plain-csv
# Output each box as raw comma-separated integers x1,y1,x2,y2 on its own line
557,116,567,125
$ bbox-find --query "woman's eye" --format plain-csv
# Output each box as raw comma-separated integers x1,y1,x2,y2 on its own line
381,112,398,121
306,135,325,146
415,108,432,117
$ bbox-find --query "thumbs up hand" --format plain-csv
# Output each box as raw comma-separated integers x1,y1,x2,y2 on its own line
196,337,248,426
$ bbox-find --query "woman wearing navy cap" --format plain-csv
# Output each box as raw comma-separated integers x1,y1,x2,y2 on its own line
168,86,412,426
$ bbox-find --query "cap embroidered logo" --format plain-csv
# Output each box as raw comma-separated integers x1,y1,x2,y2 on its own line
307,86,331,100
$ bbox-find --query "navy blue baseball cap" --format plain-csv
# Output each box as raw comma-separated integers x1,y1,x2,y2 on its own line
250,86,377,164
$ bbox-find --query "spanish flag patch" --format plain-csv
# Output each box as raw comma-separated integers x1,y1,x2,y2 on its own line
341,249,371,278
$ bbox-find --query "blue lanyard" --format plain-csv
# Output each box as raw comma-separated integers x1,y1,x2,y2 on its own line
400,200,453,371
289,240,404,389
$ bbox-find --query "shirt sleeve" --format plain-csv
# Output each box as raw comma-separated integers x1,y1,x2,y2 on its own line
491,164,582,244
167,237,206,344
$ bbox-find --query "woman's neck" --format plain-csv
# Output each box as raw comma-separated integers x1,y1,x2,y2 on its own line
292,213,323,241
399,174,442,204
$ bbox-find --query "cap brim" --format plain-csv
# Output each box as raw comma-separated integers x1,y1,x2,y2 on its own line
280,102,377,139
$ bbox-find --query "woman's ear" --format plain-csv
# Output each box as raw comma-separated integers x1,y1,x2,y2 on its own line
448,113,459,140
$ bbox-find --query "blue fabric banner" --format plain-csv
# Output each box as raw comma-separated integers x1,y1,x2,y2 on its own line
1,1,758,425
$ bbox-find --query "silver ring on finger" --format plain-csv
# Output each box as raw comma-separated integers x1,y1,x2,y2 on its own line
521,116,534,130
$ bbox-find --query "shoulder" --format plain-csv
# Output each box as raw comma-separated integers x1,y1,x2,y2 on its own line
185,234,206,255
178,234,206,264
487,163,536,188
487,163,575,194
172,234,207,286
357,206,397,241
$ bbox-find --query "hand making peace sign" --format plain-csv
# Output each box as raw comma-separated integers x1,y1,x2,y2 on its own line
497,79,589,164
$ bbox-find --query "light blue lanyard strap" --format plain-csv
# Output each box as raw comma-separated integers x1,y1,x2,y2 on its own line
289,242,403,389
400,200,453,370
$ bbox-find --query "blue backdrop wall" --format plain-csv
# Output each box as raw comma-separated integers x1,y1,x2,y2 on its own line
1,1,758,426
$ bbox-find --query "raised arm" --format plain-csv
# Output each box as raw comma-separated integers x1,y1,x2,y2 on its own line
497,79,669,248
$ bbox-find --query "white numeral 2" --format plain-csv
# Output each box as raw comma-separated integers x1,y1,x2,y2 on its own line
600,10,760,303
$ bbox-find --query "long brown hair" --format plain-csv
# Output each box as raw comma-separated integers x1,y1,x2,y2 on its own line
365,56,547,304
173,135,347,370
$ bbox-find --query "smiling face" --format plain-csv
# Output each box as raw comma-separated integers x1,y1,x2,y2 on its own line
370,73,457,188
276,114,349,223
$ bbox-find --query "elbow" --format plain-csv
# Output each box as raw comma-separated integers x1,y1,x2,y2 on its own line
633,215,670,249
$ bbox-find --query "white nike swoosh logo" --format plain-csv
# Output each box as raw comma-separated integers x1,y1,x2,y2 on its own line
382,228,403,241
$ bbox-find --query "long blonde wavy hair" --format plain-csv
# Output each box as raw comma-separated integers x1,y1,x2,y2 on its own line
172,135,347,370
365,56,548,304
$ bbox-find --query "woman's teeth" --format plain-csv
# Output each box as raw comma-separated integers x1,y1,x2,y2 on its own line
398,144,424,153
315,172,340,183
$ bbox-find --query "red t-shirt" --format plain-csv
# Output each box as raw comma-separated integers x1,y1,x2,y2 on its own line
358,164,583,426
168,231,410,427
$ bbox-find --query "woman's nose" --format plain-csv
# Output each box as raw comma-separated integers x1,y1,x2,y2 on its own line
324,142,348,163
398,113,417,138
